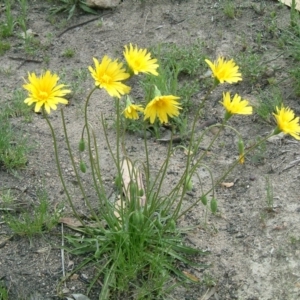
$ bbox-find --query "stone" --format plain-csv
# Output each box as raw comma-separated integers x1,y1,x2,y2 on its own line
86,0,120,8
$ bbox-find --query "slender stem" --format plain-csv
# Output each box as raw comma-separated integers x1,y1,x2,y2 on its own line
173,83,218,216
60,108,100,223
43,110,84,224
178,132,275,218
83,87,106,203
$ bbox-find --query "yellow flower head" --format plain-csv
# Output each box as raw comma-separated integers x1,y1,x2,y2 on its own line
23,71,70,114
124,44,159,76
221,92,252,120
123,104,144,120
205,57,242,84
88,56,131,98
144,94,181,124
273,106,300,140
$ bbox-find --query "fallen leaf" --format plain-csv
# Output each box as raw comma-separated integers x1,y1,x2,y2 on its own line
72,294,91,300
35,246,51,253
221,182,234,188
120,157,146,206
70,274,79,280
184,148,193,156
59,217,82,228
20,29,37,39
183,271,200,282
199,286,217,300
280,0,300,11
114,199,124,219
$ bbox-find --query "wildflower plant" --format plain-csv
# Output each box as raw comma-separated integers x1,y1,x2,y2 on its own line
22,44,300,298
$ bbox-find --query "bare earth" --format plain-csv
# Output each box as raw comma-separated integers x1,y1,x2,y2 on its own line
1,0,300,299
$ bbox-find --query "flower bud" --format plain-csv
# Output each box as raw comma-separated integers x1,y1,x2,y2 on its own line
201,195,207,206
79,139,85,152
210,198,217,214
184,176,193,191
79,161,86,173
129,181,138,201
154,85,162,97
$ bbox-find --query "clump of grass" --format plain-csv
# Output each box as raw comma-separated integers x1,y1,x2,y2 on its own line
63,200,208,298
0,0,15,38
3,89,33,122
280,1,300,96
234,51,265,84
0,116,29,170
0,41,11,56
223,1,236,19
62,47,75,58
3,188,61,241
50,0,98,20
255,86,283,122
0,280,8,300
0,88,32,169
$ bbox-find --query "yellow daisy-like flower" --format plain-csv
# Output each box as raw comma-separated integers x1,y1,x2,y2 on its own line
221,92,252,120
144,95,181,124
23,71,70,114
124,43,159,76
273,106,300,140
123,104,144,120
205,57,242,84
88,56,131,98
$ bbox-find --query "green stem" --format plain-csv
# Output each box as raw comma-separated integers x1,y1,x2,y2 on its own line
60,109,100,223
83,86,106,204
43,110,84,225
173,83,219,217
178,132,275,218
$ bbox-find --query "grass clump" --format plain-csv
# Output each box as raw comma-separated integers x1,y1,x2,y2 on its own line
0,41,11,56
3,89,33,121
223,1,236,19
0,115,29,170
62,47,75,58
0,280,8,300
0,0,15,39
50,0,98,20
0,88,32,169
64,197,207,298
234,51,265,84
255,86,283,122
3,188,61,240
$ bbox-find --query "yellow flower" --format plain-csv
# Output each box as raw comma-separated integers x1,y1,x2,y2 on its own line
88,56,131,98
23,71,70,114
144,95,181,124
221,92,252,120
124,43,159,76
123,104,144,120
273,106,300,140
205,57,242,84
